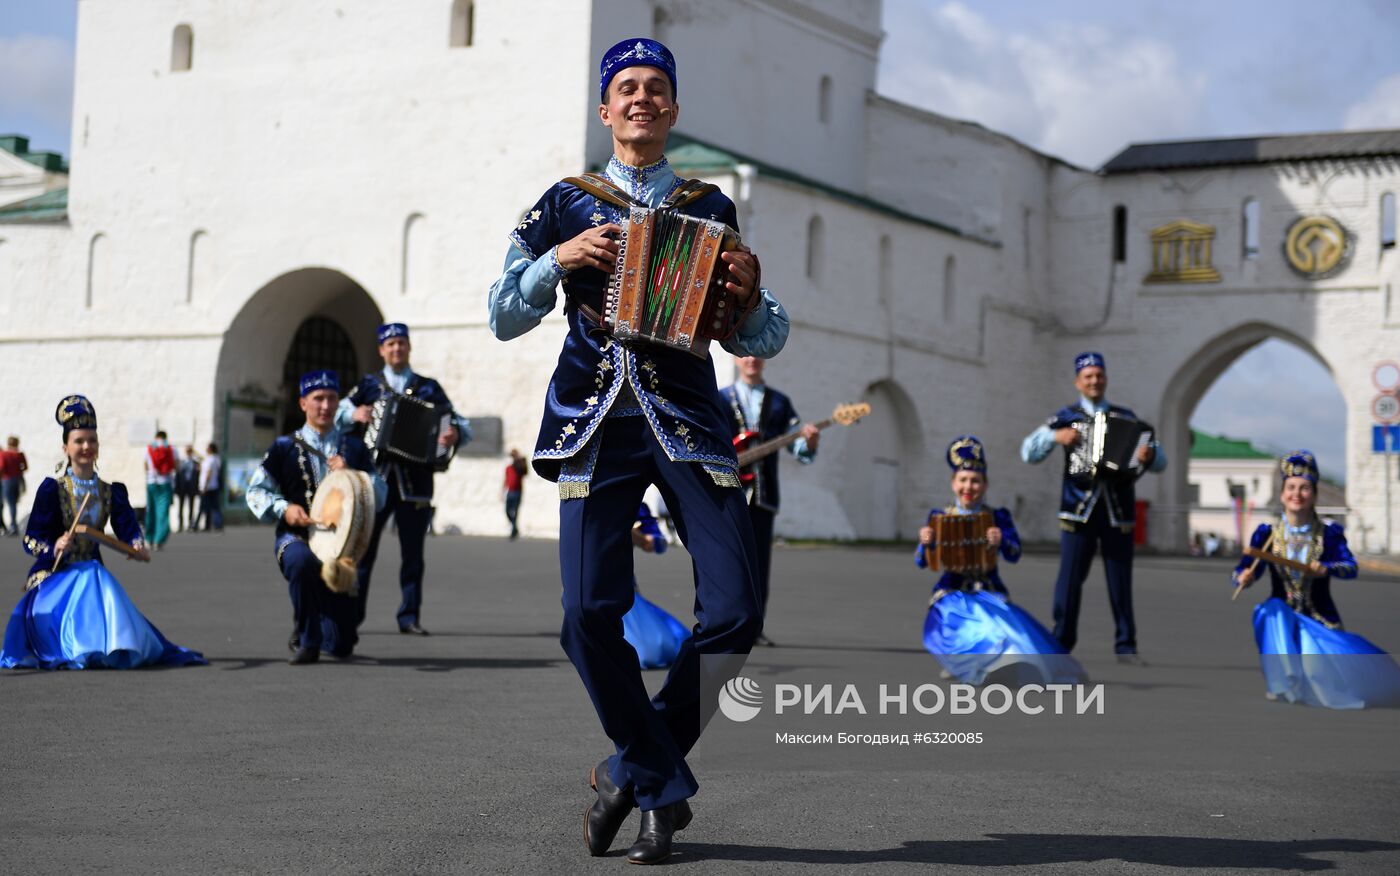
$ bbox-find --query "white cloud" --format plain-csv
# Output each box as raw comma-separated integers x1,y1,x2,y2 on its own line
878,1,1208,166
0,34,75,133
1343,72,1400,130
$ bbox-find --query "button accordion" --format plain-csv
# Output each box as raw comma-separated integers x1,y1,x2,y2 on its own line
1071,410,1154,481
365,393,455,472
925,511,997,576
604,206,744,358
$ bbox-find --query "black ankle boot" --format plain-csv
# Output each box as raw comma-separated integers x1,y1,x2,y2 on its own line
626,800,692,864
583,759,635,856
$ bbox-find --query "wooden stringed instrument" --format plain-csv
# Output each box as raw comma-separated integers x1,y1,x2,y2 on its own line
733,402,871,484
72,524,150,562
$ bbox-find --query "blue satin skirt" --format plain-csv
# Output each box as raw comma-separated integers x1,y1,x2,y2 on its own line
623,588,691,670
1,560,206,670
924,590,1087,685
1252,597,1400,709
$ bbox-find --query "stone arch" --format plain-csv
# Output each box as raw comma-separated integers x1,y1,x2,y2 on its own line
213,267,383,457
1155,321,1338,550
838,378,925,539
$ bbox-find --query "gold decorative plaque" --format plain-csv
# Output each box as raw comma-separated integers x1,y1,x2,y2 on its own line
1284,215,1351,279
1144,220,1221,283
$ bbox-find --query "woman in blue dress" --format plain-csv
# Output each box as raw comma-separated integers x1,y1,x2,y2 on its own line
623,502,691,670
1,395,206,670
1231,450,1400,708
915,436,1086,685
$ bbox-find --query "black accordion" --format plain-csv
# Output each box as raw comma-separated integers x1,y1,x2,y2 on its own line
364,393,455,472
1083,410,1154,480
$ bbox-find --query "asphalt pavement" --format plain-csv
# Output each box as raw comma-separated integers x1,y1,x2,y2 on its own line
1,526,1397,874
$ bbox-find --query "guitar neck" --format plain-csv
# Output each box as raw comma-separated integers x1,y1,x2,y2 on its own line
737,418,832,468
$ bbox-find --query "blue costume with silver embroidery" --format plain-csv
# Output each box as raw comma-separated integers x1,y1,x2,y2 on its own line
490,154,789,496
486,38,780,813
1021,355,1166,655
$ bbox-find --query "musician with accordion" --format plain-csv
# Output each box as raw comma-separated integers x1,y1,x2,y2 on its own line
336,322,471,636
487,38,790,864
915,437,1085,686
1020,352,1165,661
246,371,387,664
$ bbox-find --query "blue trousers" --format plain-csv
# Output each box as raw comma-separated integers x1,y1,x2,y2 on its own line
1051,502,1137,654
356,476,432,629
748,505,776,628
278,537,358,654
1,478,19,533
559,416,761,811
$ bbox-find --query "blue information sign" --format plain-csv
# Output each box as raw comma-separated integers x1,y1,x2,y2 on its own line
1374,424,1400,453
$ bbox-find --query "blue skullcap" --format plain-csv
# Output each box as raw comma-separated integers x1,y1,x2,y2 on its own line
55,395,97,435
599,38,677,101
1075,352,1106,373
299,370,340,398
377,323,409,344
946,435,988,473
1280,450,1318,485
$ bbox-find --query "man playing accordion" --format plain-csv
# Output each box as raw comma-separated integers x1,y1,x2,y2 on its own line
487,38,790,864
1020,352,1166,662
336,323,471,637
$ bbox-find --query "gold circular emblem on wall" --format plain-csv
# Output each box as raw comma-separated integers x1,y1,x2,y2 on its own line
1284,215,1351,279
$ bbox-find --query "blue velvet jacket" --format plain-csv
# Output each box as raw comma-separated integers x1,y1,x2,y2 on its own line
256,435,377,559
344,372,455,502
914,506,1021,596
1232,520,1359,628
22,475,144,590
1046,402,1144,527
720,383,800,512
510,179,750,497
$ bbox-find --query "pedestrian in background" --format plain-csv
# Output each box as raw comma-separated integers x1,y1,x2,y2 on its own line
503,448,526,540
143,430,176,550
0,436,27,536
175,444,201,533
199,442,223,532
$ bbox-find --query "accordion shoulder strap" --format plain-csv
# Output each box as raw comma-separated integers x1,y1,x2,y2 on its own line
562,173,640,210
663,178,719,209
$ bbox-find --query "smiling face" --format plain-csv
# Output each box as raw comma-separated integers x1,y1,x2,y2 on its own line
1281,476,1317,515
1075,365,1107,402
300,388,340,431
380,336,411,370
600,66,677,153
951,470,986,508
64,429,99,469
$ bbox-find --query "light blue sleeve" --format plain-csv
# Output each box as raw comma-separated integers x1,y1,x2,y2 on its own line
333,398,358,436
488,245,565,341
1147,439,1167,472
368,467,388,512
720,287,789,359
245,464,289,523
451,414,473,448
1021,425,1056,464
792,436,816,464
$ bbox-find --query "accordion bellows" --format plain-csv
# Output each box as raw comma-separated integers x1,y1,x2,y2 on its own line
605,206,742,357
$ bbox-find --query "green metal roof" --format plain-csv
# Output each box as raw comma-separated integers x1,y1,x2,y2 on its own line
0,187,69,223
1190,429,1272,460
664,133,999,247
0,134,69,173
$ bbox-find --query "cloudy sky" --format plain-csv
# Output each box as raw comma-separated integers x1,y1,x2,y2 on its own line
5,1,1396,478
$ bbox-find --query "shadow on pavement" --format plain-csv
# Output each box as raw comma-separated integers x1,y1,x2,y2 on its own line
679,834,1400,869
207,655,562,672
